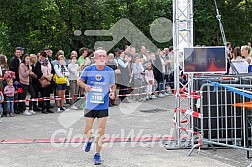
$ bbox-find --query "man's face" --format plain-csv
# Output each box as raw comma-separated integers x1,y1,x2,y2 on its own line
15,50,22,58
46,50,53,57
95,53,107,65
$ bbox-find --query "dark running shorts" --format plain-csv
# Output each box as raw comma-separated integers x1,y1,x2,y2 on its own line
57,84,67,90
84,109,108,118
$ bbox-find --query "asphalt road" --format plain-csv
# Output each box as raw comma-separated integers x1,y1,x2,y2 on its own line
0,96,251,167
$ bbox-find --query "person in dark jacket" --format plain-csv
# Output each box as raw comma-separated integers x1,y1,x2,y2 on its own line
30,54,42,111
9,47,22,114
33,51,54,114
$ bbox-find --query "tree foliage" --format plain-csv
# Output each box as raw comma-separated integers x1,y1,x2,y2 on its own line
0,0,251,58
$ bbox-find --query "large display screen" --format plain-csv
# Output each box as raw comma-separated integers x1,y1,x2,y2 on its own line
184,47,226,73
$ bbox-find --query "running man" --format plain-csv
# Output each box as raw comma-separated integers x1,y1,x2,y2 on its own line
77,49,116,165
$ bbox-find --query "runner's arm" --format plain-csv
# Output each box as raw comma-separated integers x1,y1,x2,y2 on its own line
77,77,91,92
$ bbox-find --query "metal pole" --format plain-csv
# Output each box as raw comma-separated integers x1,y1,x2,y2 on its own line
173,0,181,147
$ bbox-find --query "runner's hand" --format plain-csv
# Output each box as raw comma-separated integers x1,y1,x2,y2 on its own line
109,92,115,99
84,85,92,92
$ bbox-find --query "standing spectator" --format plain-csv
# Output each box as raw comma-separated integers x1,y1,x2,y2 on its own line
149,52,157,99
19,54,37,116
139,46,147,61
117,52,131,103
51,50,65,105
68,51,80,109
30,54,41,111
167,46,174,90
130,47,136,57
9,47,22,114
44,48,53,63
230,47,248,74
153,52,165,98
4,78,15,117
160,49,170,96
105,53,118,106
78,48,88,97
124,45,131,55
77,47,88,65
0,54,8,79
226,42,232,74
0,90,4,117
241,45,252,73
52,50,65,66
54,53,69,112
84,50,93,67
145,63,154,100
248,42,252,57
114,48,121,61
130,55,144,102
0,54,8,91
34,51,54,114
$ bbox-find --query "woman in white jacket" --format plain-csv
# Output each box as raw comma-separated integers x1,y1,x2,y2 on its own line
230,47,249,74
67,51,80,109
54,53,69,112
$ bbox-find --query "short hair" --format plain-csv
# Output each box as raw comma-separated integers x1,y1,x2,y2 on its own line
15,47,22,52
108,53,114,57
94,49,107,58
43,47,50,51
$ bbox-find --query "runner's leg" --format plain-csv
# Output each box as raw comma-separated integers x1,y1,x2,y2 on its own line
96,117,107,153
85,117,95,140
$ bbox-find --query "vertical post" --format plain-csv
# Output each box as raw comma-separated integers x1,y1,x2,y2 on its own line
173,0,181,146
166,0,194,150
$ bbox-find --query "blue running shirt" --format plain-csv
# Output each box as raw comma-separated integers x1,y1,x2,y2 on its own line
80,65,115,110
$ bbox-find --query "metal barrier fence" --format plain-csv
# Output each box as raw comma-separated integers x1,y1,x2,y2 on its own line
189,78,252,158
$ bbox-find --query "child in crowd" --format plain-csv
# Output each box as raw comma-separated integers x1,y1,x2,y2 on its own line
145,63,154,100
4,78,16,117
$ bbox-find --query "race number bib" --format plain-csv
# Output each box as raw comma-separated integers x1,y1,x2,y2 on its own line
90,87,104,104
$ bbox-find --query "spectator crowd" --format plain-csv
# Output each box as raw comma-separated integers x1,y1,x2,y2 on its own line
0,42,251,121
0,45,175,119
